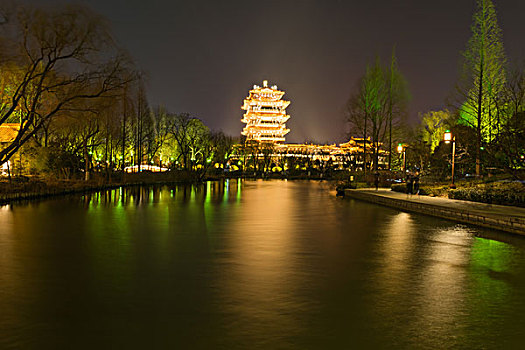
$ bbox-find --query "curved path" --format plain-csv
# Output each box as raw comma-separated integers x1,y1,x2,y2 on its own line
344,188,525,236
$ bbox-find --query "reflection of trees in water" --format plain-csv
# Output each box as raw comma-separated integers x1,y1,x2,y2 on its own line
81,180,243,208
465,238,525,337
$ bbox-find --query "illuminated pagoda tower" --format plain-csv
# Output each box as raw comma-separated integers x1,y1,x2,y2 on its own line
241,80,290,143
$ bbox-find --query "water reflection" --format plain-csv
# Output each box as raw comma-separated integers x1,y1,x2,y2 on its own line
81,179,243,209
1,180,525,348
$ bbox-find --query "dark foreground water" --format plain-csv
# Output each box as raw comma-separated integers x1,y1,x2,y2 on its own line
1,180,525,349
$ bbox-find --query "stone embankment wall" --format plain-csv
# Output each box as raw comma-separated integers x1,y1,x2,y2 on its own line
344,190,525,236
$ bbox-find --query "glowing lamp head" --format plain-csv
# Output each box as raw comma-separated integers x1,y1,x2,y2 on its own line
443,130,453,143
397,143,404,153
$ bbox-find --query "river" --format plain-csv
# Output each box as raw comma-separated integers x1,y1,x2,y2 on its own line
1,180,525,348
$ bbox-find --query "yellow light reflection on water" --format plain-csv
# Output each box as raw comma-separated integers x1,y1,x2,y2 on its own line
218,180,298,333
375,212,416,293
414,226,473,329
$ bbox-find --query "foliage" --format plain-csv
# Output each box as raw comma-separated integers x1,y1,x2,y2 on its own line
449,182,525,207
347,52,410,173
391,183,451,197
455,0,506,175
482,68,525,179
0,2,134,166
386,48,411,168
31,146,82,179
420,110,452,152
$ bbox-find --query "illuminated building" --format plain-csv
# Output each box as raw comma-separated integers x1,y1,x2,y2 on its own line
0,123,21,175
236,81,387,171
241,80,290,143
231,137,386,171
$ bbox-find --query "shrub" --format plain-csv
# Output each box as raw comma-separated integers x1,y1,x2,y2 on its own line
32,146,82,178
390,183,430,195
449,183,525,207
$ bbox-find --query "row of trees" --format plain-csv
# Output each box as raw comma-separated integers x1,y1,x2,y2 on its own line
0,2,233,180
418,61,524,180
346,49,410,174
346,0,524,181
421,0,524,180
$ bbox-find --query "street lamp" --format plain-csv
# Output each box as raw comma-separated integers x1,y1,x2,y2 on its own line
443,130,456,188
397,143,406,180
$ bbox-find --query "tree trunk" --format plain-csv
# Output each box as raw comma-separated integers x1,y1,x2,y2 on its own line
363,114,367,177
476,59,484,177
121,95,127,172
84,139,90,181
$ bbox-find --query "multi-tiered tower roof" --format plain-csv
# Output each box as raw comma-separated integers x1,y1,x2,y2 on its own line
241,80,290,143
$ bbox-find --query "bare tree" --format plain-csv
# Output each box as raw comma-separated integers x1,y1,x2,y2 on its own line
485,66,525,179
386,47,410,169
347,58,388,174
0,3,134,167
170,113,209,171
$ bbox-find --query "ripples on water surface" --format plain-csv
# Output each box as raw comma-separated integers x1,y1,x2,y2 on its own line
1,180,525,348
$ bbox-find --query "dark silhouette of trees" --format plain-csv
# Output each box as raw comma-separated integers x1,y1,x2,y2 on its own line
484,67,525,179
386,47,410,170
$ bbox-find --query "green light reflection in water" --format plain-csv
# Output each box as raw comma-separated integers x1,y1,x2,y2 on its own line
468,237,516,306
237,179,241,203
3,181,525,349
224,179,229,203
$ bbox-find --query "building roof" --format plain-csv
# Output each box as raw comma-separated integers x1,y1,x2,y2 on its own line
0,123,21,143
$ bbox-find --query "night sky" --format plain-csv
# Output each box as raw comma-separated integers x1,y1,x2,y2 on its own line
34,0,525,143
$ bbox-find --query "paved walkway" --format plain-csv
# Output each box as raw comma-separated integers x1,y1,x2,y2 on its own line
344,188,525,235
358,188,525,219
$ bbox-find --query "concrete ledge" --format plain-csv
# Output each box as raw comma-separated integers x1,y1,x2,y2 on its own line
344,189,525,236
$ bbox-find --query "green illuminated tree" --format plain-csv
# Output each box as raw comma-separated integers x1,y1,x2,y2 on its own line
347,58,388,173
347,52,410,174
420,110,452,152
456,0,506,176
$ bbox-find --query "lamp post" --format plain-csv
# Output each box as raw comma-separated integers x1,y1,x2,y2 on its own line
443,130,456,188
397,143,406,180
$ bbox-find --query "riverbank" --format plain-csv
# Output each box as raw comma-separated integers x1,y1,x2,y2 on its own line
0,171,346,205
391,180,525,208
344,188,525,236
0,172,199,205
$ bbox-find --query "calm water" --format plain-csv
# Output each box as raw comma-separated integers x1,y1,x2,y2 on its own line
1,180,525,349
